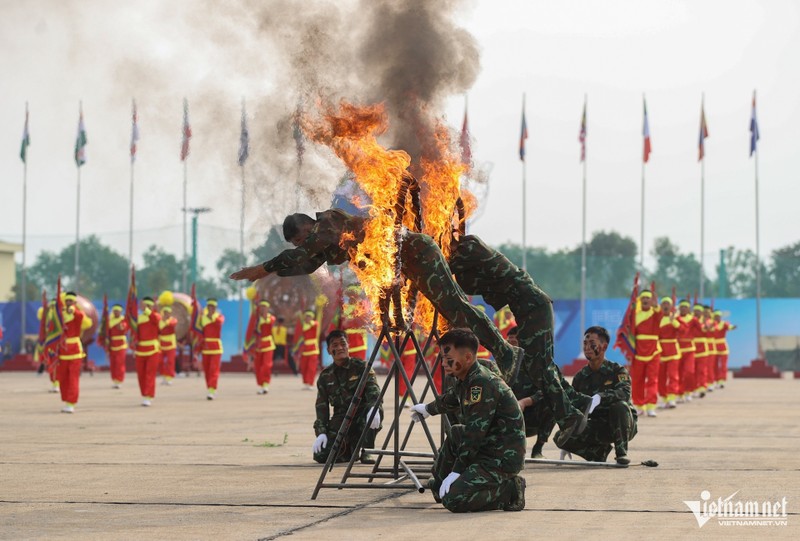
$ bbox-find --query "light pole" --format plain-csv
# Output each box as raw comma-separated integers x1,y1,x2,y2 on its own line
183,207,211,287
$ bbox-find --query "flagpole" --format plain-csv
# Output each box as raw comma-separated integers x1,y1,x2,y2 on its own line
20,102,28,353
754,128,762,358
580,94,587,340
521,93,527,273
238,162,245,353
75,158,81,289
699,94,706,299
182,159,187,292
129,144,135,275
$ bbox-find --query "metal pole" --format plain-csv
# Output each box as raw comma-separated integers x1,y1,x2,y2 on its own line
580,105,587,339
20,138,27,352
129,151,135,274
522,92,527,273
75,166,81,289
191,212,198,286
640,161,645,268
238,164,245,352
700,156,705,298
755,148,762,357
182,160,187,292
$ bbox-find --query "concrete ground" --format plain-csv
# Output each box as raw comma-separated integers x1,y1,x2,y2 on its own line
1,370,798,540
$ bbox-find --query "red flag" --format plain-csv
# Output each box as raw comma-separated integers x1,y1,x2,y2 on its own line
698,98,709,161
643,96,652,163
613,273,640,364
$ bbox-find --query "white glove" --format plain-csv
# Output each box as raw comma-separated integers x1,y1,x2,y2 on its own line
588,393,602,414
312,433,328,454
559,449,573,461
439,471,461,499
409,403,430,423
367,407,381,429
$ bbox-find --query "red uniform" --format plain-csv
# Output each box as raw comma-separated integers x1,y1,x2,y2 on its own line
493,306,516,339
57,306,90,406
247,312,276,389
702,320,716,389
158,316,178,380
631,306,661,411
299,319,320,386
134,308,161,400
344,327,368,361
200,311,225,394
713,320,734,383
690,316,711,393
397,339,417,398
108,314,129,385
657,315,681,403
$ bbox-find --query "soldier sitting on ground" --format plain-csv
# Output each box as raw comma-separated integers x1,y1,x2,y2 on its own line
410,328,527,513
312,330,382,465
555,326,637,465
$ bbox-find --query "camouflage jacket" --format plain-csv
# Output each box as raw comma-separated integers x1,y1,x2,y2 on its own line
314,356,382,436
428,362,525,475
571,359,635,418
425,359,502,419
262,209,365,276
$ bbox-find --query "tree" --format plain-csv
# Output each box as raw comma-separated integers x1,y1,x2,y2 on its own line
251,225,290,264
138,245,182,296
649,237,706,297
216,248,245,298
10,264,43,301
575,231,638,298
767,241,800,297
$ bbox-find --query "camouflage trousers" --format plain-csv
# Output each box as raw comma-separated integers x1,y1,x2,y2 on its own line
400,232,517,383
555,402,638,462
449,236,589,428
429,425,522,513
313,414,379,464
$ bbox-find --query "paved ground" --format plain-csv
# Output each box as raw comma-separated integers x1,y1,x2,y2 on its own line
1,370,798,540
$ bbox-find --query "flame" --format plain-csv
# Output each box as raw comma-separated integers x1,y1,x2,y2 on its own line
305,100,477,334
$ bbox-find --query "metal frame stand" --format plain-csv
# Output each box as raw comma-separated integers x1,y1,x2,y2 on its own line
311,313,448,499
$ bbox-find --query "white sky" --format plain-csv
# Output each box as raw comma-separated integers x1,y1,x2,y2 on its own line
1,0,798,277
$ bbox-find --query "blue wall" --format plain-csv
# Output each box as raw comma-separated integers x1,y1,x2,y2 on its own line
2,297,799,368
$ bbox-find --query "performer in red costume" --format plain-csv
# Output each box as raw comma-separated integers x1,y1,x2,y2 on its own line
298,309,320,389
131,297,161,406
107,304,129,389
245,300,276,394
158,305,178,385
631,291,661,417
57,291,92,413
712,310,736,387
198,299,225,400
656,298,681,409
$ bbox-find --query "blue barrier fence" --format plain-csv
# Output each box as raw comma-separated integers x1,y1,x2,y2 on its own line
2,297,798,369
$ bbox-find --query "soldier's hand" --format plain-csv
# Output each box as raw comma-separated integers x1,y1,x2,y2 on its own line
409,403,430,423
439,472,461,499
229,265,268,282
312,434,328,454
518,397,534,410
367,407,381,429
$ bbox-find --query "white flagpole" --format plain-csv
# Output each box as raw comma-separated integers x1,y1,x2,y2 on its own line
640,95,646,269
699,93,706,299
580,94,587,340
75,102,82,289
522,93,527,273
182,158,187,292
238,100,247,353
753,92,762,358
129,101,135,275
20,102,28,352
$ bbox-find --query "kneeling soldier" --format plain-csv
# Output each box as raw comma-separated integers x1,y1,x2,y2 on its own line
410,329,527,512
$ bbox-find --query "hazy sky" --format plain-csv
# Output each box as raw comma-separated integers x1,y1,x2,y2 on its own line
1,0,798,278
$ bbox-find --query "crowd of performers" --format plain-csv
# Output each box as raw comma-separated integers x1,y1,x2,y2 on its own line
616,286,736,417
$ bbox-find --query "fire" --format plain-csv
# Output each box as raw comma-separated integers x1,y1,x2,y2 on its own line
305,99,477,334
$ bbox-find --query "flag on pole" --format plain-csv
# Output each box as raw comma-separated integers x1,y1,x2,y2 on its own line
750,90,760,157
519,96,528,161
20,104,30,163
579,99,587,162
293,102,305,167
130,100,140,163
460,100,471,166
180,98,192,161
238,101,249,166
698,99,709,161
643,97,652,163
74,105,87,167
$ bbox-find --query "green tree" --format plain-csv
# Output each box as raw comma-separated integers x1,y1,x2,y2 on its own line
10,264,43,301
138,245,182,296
766,241,800,297
576,231,638,298
251,225,290,264
649,237,707,297
216,248,244,298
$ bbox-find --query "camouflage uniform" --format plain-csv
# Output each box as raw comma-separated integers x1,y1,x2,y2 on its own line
425,362,526,513
313,356,382,463
261,209,519,383
512,376,555,452
449,235,590,427
555,359,638,462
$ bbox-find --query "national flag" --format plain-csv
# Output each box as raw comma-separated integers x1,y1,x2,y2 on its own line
579,99,587,162
74,105,87,167
98,294,110,352
698,99,709,161
125,267,138,334
293,102,305,167
519,96,528,162
130,100,140,163
238,100,249,166
643,97,652,163
460,101,471,166
20,103,30,164
749,90,760,157
613,273,640,364
180,98,192,161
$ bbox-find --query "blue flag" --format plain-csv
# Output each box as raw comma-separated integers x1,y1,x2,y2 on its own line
750,91,760,157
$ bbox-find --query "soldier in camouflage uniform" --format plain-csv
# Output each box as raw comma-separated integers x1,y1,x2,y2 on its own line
555,326,638,464
409,329,526,513
448,235,591,444
229,210,523,384
312,330,383,464
508,327,555,458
